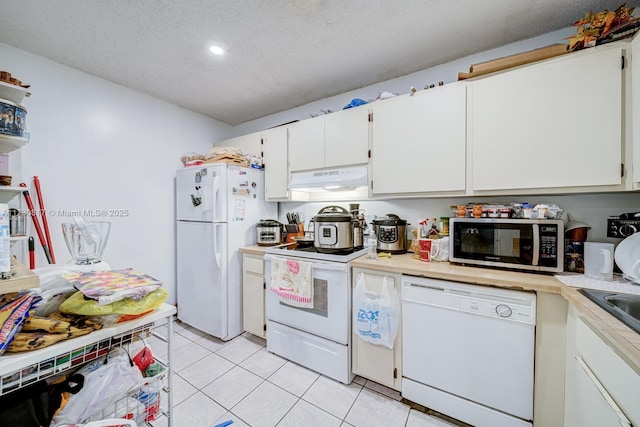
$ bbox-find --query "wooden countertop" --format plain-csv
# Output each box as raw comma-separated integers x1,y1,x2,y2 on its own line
239,245,270,256
352,253,640,373
0,257,39,295
351,254,563,294
240,247,640,372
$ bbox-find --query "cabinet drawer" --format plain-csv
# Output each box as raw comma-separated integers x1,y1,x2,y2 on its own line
576,317,640,424
244,255,264,275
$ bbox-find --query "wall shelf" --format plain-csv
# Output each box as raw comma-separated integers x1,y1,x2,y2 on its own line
0,133,29,154
0,185,24,203
0,80,31,104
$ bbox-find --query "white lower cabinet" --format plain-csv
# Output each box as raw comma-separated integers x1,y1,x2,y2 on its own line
351,268,402,391
564,305,638,426
242,253,266,338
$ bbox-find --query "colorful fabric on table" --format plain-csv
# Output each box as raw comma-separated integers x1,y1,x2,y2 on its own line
0,292,41,356
62,269,162,306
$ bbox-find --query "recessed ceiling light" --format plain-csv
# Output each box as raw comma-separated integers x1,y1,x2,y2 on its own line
209,45,224,55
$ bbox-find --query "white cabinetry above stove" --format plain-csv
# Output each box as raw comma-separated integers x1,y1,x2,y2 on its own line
288,106,369,172
370,84,466,197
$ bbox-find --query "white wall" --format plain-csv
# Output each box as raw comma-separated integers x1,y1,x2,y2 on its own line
1,42,233,304
227,26,640,248
281,193,640,246
232,27,576,136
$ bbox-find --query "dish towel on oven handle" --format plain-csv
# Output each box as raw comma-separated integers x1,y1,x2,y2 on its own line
353,272,399,349
270,258,314,308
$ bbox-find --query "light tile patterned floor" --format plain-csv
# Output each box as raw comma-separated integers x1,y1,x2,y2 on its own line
147,320,460,427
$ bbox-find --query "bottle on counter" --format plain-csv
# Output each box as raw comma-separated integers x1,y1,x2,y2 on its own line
428,218,439,237
366,225,378,260
522,203,532,219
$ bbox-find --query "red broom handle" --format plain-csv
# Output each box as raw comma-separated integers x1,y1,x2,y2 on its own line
19,183,52,264
33,176,56,263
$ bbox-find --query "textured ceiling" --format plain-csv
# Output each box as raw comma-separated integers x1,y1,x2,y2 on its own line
0,0,636,125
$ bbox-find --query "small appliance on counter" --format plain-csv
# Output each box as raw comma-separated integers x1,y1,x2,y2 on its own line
62,216,111,265
349,203,365,249
607,211,640,238
256,219,283,246
564,214,591,273
450,217,564,273
313,205,354,253
372,214,408,254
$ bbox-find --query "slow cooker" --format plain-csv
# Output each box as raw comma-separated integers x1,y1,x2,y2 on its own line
372,214,408,254
256,219,283,246
313,206,354,253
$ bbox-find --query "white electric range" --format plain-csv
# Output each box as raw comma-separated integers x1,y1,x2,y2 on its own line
264,244,367,384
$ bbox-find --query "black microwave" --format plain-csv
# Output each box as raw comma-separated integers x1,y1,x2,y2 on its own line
449,218,564,273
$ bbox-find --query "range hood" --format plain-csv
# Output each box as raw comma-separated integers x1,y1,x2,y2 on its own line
288,165,368,192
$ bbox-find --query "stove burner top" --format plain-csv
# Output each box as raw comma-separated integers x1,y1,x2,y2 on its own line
265,244,368,263
292,246,360,255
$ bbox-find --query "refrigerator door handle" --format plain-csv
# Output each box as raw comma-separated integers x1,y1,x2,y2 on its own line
213,223,223,268
211,175,221,222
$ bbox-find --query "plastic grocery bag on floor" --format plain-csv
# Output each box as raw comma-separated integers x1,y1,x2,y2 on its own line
352,272,399,349
50,347,144,426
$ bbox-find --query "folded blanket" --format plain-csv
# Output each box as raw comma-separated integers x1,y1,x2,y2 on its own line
270,258,313,308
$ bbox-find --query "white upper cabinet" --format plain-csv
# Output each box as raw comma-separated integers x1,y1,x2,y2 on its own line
262,126,289,200
469,45,624,194
324,106,370,168
370,84,467,196
289,107,370,172
219,132,262,158
288,116,325,172
630,33,640,188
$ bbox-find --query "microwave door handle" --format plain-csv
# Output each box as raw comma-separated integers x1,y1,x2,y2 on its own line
532,224,540,266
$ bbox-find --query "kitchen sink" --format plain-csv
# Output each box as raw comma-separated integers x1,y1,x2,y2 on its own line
578,289,640,335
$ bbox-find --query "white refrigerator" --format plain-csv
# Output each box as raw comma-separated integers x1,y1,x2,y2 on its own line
176,164,276,340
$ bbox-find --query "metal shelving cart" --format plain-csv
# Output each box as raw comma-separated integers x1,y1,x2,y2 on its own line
0,304,175,427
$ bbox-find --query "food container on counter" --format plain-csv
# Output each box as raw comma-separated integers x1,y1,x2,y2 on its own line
499,207,512,218
0,98,27,138
9,208,26,236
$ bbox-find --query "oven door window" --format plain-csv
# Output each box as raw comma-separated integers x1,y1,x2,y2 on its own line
280,277,328,317
455,223,534,264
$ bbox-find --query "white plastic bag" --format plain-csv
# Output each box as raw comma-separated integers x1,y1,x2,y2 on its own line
353,272,399,349
59,419,138,427
51,347,144,425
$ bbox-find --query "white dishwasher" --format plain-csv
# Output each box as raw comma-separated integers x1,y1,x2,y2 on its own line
401,276,536,427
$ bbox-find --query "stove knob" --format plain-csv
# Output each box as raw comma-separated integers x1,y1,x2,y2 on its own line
496,304,512,318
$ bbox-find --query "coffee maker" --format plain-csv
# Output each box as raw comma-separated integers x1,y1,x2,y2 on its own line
564,214,590,273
